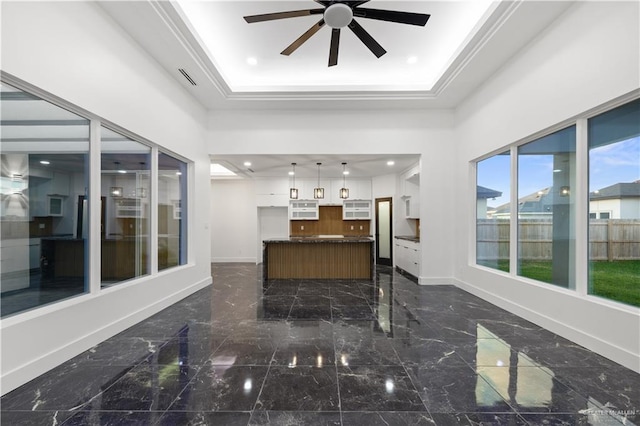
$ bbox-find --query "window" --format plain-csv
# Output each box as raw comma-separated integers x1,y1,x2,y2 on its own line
517,126,576,289
588,99,640,307
100,126,151,286
158,152,187,270
0,82,89,316
476,151,510,272
1,78,193,317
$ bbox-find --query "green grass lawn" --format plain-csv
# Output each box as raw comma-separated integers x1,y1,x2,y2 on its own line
479,259,640,307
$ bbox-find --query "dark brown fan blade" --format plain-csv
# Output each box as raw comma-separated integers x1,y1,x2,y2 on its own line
353,8,430,26
329,28,340,67
281,19,326,56
244,9,323,23
347,19,386,58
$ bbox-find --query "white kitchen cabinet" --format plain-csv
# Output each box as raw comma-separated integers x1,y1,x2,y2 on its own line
47,196,64,216
289,200,319,220
295,178,372,203
404,197,420,219
343,200,371,220
337,179,371,200
255,178,290,207
394,238,420,278
50,171,70,196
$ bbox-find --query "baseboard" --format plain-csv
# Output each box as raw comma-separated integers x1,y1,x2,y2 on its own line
452,277,640,372
418,276,455,285
1,277,211,395
211,257,257,263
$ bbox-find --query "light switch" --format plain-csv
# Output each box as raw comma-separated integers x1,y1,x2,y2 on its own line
301,225,304,230
350,225,354,230
39,223,45,229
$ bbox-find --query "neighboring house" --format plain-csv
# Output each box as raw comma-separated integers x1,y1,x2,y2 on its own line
492,187,553,220
489,181,640,220
589,181,640,219
476,186,502,219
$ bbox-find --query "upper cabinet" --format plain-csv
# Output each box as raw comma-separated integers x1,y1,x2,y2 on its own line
254,177,373,208
289,200,319,220
255,178,289,207
49,172,70,196
401,164,420,219
292,178,371,205
340,179,372,201
401,164,420,198
343,200,372,220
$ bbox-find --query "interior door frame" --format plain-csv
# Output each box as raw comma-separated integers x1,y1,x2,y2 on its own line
375,197,393,266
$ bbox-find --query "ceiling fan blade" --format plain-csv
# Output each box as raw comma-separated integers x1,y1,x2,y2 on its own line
329,28,340,67
281,19,326,56
347,19,386,58
353,8,430,26
244,9,324,23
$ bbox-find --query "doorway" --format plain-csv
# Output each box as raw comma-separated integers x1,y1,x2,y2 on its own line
375,197,393,266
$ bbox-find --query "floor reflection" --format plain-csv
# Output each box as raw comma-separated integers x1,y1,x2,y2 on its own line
1,263,638,426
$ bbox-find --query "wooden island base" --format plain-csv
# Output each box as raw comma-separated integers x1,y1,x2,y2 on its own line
263,238,374,279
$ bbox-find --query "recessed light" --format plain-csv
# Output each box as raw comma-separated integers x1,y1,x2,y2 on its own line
553,169,562,173
387,160,395,166
40,160,50,165
246,57,258,66
244,161,252,167
118,170,127,174
407,56,418,65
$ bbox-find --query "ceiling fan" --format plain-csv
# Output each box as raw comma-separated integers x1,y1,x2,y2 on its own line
244,1,430,67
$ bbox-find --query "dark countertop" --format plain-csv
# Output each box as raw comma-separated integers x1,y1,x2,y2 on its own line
395,235,420,243
264,236,373,244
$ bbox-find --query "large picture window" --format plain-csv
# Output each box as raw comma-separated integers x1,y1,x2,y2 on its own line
1,82,89,316
588,99,640,307
517,126,576,289
475,98,639,308
476,151,510,272
1,79,192,317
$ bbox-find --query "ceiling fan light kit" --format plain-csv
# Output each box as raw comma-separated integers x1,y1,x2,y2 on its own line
244,1,430,67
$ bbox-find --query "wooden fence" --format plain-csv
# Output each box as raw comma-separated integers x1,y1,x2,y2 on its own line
477,219,640,261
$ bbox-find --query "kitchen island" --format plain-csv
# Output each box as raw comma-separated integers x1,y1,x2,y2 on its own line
263,237,374,279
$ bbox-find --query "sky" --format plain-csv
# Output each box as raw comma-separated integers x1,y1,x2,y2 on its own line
477,136,640,209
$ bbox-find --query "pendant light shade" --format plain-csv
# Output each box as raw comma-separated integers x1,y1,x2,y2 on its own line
314,162,324,199
289,162,298,199
340,162,349,199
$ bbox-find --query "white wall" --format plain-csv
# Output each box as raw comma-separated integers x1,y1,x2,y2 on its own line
210,179,258,262
1,2,211,394
208,109,457,282
453,1,640,370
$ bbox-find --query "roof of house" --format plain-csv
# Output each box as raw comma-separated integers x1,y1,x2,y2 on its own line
477,185,503,200
494,187,552,214
590,181,640,200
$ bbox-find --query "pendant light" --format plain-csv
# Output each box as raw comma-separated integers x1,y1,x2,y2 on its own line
340,162,349,199
289,162,298,199
314,162,325,199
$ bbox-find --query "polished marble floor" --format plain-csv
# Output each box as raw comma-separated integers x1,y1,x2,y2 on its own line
2,264,639,425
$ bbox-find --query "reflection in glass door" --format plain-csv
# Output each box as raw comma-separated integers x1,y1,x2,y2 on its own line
376,197,393,266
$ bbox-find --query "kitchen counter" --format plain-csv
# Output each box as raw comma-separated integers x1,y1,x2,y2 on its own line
265,236,373,244
263,237,373,279
395,235,419,243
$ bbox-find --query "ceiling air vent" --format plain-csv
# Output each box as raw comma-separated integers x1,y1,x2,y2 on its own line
178,68,197,86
